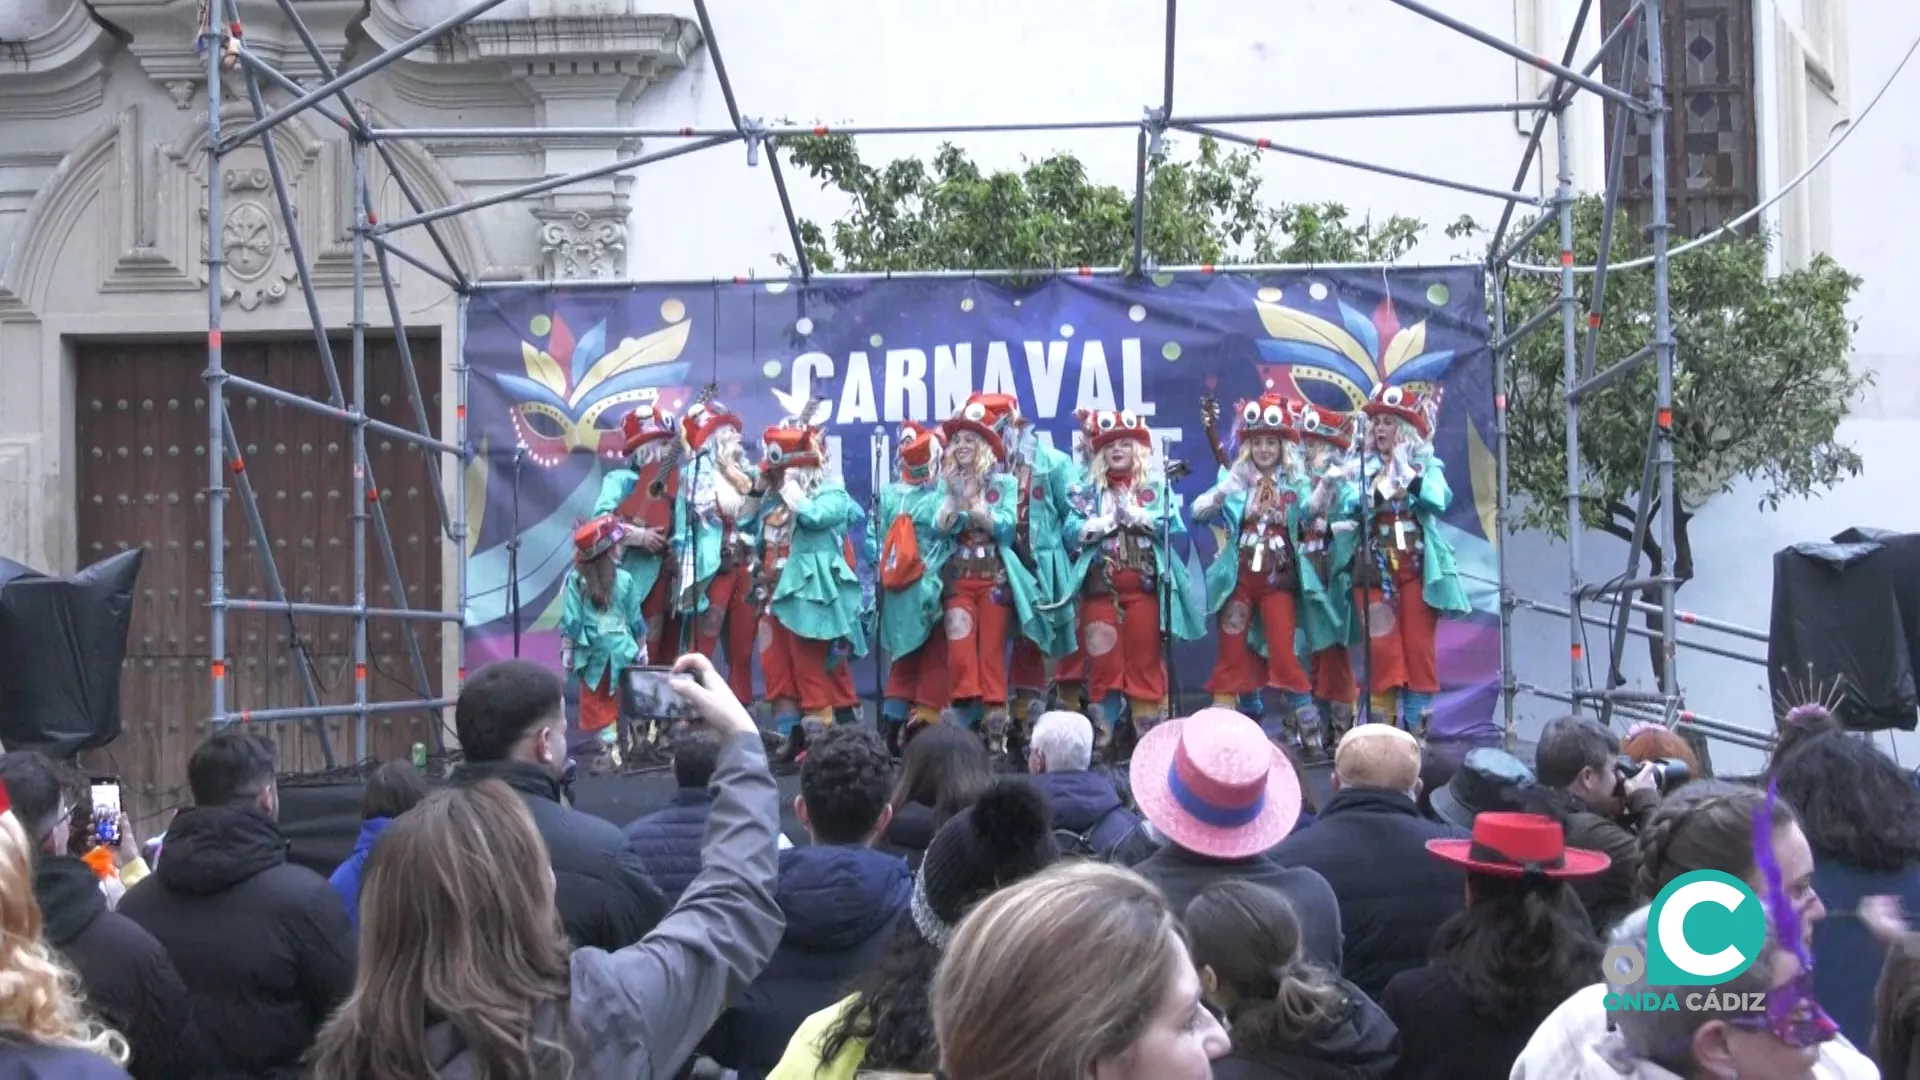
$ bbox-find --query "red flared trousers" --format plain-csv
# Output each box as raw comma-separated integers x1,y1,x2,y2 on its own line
1203,565,1312,697
886,637,950,711
689,564,757,703
1078,569,1166,703
946,576,1011,705
758,616,857,711
1353,561,1441,694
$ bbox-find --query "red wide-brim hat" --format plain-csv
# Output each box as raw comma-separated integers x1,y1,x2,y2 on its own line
1425,811,1611,879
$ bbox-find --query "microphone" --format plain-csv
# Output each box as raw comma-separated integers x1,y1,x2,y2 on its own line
1164,458,1192,482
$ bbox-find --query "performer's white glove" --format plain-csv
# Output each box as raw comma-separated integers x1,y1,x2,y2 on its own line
1119,497,1153,529
1192,489,1224,522
560,645,574,669
778,474,808,510
1080,514,1118,544
1330,520,1358,536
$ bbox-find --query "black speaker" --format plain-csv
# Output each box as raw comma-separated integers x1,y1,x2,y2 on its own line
1769,530,1920,732
0,549,143,756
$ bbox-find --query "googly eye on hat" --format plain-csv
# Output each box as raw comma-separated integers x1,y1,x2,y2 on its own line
1241,402,1260,425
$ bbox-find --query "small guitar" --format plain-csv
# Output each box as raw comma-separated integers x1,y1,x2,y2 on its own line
1198,395,1230,470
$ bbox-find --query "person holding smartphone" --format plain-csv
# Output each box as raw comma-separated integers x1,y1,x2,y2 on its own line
310,652,785,1078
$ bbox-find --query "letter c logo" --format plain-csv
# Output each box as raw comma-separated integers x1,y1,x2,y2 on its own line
1658,879,1753,978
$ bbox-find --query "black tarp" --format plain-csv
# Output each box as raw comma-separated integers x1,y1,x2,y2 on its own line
1769,531,1920,732
0,550,143,755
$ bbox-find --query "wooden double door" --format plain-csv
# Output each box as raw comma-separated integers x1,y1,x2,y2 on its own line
73,336,448,824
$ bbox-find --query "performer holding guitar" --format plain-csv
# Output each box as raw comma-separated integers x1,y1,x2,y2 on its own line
592,404,680,668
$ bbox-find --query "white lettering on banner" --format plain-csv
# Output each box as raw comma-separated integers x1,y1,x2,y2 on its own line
983,341,1019,399
1022,341,1068,418
933,345,973,420
884,349,928,421
1122,339,1154,418
792,351,834,401
1074,340,1117,413
840,352,879,425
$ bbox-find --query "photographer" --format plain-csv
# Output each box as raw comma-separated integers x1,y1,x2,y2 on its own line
1534,716,1673,933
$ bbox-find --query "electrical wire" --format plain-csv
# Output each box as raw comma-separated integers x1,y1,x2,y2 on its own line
1510,27,1920,275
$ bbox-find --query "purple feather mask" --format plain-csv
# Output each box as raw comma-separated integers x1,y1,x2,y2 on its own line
1738,779,1838,1049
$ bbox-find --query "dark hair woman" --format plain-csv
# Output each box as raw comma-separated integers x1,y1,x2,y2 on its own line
1383,812,1606,1080
328,759,431,927
878,722,991,870
1773,710,1920,1048
1186,880,1395,1078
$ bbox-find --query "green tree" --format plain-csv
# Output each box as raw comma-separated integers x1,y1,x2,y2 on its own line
772,132,1439,272
1497,195,1866,688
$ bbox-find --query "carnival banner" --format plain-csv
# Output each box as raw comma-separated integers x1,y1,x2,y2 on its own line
461,268,1503,738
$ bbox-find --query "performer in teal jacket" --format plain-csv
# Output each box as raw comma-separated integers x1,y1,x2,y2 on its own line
940,393,1044,752
866,419,951,748
1292,402,1364,753
669,401,762,703
751,400,866,747
1062,408,1205,745
589,404,679,657
1190,393,1316,743
1347,384,1470,735
558,514,646,767
997,394,1081,725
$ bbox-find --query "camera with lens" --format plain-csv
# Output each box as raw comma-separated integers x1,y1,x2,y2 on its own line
1613,754,1690,794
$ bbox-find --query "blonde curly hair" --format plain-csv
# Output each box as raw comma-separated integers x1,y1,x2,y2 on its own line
0,809,128,1064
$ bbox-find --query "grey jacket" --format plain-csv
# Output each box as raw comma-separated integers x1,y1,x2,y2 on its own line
424,731,785,1078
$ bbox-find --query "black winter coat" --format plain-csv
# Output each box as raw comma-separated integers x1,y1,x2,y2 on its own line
0,1041,129,1079
1033,770,1143,859
876,801,938,871
623,788,715,905
1135,845,1345,969
1380,965,1558,1080
1270,787,1467,999
1210,980,1399,1080
452,760,668,952
700,844,912,1077
117,806,355,1079
34,857,210,1080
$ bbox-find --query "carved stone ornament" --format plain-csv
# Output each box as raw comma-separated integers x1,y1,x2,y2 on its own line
534,207,628,281
197,167,298,309
0,0,115,122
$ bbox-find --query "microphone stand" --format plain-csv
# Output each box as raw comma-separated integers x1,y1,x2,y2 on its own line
1158,458,1190,717
1356,429,1376,725
509,447,526,657
868,429,886,727
678,445,706,658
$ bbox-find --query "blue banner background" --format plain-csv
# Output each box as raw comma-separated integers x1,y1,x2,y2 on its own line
461,268,1504,738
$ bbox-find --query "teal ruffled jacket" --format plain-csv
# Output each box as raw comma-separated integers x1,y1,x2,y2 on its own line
1341,448,1471,625
1192,467,1318,659
864,479,951,660
754,480,868,654
1019,443,1080,657
1061,472,1206,643
941,472,1045,647
559,567,646,691
1298,472,1363,654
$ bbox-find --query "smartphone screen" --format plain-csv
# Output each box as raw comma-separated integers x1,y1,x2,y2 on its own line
89,778,121,845
625,666,697,722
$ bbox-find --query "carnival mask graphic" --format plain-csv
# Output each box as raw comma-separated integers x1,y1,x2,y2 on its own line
490,307,695,467
1253,286,1452,422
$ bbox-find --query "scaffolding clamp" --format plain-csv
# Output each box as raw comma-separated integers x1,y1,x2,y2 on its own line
742,117,768,167
1143,105,1168,158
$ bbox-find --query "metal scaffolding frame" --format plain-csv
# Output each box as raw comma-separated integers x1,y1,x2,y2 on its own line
200,0,1743,759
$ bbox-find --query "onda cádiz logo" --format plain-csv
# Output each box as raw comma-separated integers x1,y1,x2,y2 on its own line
1603,870,1769,1012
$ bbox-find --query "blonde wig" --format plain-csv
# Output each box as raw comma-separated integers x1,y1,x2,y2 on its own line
0,811,128,1064
932,862,1189,1080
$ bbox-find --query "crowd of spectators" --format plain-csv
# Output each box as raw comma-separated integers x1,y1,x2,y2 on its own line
0,658,1910,1079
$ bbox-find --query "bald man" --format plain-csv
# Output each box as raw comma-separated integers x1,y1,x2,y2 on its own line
1271,724,1470,998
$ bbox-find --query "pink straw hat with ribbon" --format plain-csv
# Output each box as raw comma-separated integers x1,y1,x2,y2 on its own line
1130,707,1303,860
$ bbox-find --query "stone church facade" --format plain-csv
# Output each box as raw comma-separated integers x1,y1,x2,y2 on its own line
0,0,698,805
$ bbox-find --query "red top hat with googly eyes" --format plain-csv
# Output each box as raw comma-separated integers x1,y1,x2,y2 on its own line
897,419,943,482
943,393,1017,462
680,400,743,454
620,405,678,455
1363,384,1441,439
1078,408,1152,456
573,514,625,562
1235,393,1304,443
760,421,825,475
1287,400,1356,451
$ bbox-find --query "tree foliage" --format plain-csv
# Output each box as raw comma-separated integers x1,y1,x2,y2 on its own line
1497,195,1867,590
773,132,1439,273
